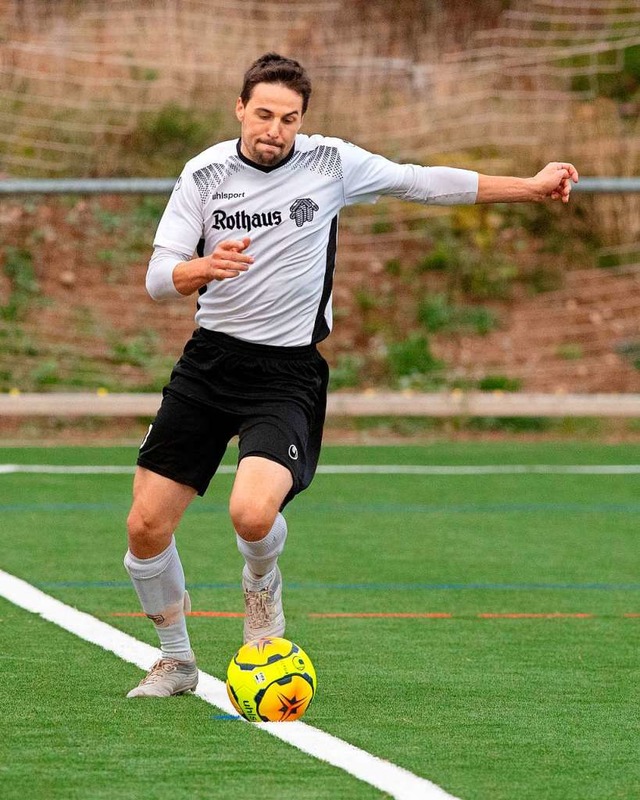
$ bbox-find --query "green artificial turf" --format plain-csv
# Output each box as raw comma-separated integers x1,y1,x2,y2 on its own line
1,443,639,799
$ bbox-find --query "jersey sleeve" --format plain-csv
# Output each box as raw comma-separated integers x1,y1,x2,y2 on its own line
146,167,204,300
152,168,204,252
145,246,185,300
339,141,478,206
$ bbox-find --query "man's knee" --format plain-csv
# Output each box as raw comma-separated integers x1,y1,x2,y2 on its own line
126,469,195,557
230,457,292,541
127,504,170,554
230,498,277,541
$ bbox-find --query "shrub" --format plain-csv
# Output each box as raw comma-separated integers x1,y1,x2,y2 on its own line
330,354,364,389
1,246,39,321
478,375,522,392
418,293,499,335
386,334,444,383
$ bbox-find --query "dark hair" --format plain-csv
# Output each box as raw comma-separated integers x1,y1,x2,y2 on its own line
240,52,311,115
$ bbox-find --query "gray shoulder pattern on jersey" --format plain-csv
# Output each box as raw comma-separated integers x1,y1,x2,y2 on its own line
191,157,244,202
288,145,343,179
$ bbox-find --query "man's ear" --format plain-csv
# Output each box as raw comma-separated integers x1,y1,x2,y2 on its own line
235,97,245,123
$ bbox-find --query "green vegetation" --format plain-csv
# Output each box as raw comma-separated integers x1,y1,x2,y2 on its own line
467,415,553,432
0,190,599,394
570,44,640,104
109,332,158,368
477,375,522,392
415,208,520,301
329,353,364,390
615,340,640,370
418,293,499,335
598,247,640,269
1,246,39,321
557,344,584,361
385,334,444,388
118,104,229,176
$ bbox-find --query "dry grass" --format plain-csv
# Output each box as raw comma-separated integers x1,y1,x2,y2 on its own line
1,2,638,187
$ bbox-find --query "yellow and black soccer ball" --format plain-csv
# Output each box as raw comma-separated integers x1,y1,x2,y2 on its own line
226,637,316,723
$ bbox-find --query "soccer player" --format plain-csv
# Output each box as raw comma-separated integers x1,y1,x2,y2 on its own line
124,52,578,697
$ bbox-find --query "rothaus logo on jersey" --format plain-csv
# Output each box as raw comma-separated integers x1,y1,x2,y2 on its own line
290,198,319,227
211,197,320,232
212,209,283,232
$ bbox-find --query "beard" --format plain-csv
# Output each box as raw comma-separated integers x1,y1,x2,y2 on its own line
250,139,287,166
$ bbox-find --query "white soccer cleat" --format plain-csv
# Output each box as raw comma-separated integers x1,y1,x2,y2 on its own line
126,656,198,698
242,565,285,643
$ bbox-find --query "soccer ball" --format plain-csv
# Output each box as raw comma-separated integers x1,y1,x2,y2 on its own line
226,637,317,722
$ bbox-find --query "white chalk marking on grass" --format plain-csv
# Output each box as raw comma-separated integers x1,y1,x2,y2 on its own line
2,463,640,475
0,568,460,800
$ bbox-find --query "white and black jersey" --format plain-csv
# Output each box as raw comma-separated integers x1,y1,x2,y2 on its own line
147,134,479,347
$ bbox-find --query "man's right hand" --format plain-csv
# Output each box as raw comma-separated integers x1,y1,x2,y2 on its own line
173,237,253,295
209,237,254,281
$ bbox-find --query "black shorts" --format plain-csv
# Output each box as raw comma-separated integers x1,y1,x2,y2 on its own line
137,328,329,505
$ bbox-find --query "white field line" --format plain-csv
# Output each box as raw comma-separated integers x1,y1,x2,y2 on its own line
0,568,460,800
1,463,640,475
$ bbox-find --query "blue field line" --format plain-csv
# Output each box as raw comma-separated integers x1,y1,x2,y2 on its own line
0,502,223,513
297,501,640,514
0,502,131,512
36,579,640,591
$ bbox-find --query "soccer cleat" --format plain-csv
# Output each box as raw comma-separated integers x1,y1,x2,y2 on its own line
242,565,285,643
126,656,198,698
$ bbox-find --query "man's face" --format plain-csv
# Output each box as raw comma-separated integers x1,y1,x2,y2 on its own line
236,82,304,167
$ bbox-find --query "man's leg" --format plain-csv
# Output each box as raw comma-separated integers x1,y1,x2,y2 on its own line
124,467,199,697
229,456,293,643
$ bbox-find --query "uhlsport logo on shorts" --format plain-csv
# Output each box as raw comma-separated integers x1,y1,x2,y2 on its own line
288,444,299,460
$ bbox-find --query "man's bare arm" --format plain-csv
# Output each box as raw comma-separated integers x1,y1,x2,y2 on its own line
476,162,579,204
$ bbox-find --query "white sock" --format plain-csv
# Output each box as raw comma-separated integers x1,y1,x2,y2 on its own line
123,536,193,661
236,512,288,584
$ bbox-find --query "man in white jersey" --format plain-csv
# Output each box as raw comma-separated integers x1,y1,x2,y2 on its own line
124,53,578,697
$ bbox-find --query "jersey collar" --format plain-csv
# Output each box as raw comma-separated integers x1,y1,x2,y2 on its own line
235,138,296,172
